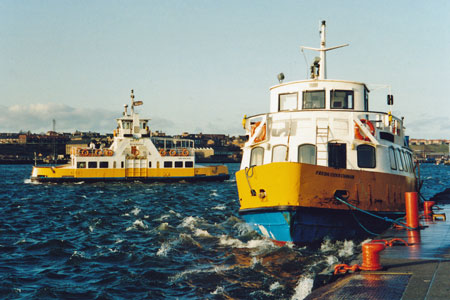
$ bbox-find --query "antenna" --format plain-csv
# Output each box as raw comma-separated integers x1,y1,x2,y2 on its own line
301,20,349,79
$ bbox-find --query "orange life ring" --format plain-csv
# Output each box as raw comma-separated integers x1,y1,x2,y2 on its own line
159,149,166,156
250,122,266,143
96,149,103,156
81,149,89,156
169,149,177,156
355,119,375,141
106,149,113,156
181,149,189,156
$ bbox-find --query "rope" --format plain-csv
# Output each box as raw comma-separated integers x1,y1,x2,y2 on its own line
244,166,256,196
334,195,417,231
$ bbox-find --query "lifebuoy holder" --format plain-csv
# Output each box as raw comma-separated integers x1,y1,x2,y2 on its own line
355,119,375,141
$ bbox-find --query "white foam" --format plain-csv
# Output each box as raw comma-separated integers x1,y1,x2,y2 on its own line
194,228,212,238
157,222,170,231
211,286,225,295
156,242,171,257
338,240,355,257
326,255,338,265
213,204,226,210
218,235,272,249
126,219,148,231
291,276,314,300
130,207,141,216
270,281,282,291
179,216,200,230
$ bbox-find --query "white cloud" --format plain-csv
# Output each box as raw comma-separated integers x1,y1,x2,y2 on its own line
0,103,176,134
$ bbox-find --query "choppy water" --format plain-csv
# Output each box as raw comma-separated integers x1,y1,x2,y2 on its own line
1,163,448,299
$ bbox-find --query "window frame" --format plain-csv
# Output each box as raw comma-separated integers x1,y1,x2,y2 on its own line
278,92,298,111
185,161,193,168
298,144,317,165
330,90,354,109
389,147,397,170
174,161,183,168
356,144,376,168
99,161,109,168
88,161,97,169
272,144,288,162
302,90,325,109
250,147,264,167
164,161,173,168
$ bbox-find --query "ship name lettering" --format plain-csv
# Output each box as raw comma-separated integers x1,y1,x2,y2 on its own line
315,170,354,180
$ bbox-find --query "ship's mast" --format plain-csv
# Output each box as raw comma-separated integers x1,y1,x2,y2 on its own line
301,21,349,80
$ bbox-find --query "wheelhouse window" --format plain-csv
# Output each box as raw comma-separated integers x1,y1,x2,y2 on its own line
272,145,288,162
279,93,298,111
330,90,354,109
389,148,397,170
88,161,97,168
298,144,316,165
185,161,193,168
357,145,376,168
164,161,173,168
303,90,325,109
250,147,264,167
328,143,346,169
99,161,109,168
174,161,183,168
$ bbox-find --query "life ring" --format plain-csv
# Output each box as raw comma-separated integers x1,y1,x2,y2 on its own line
96,149,103,156
105,149,113,156
181,149,189,156
159,149,167,156
169,149,177,156
354,119,375,141
134,149,140,156
250,121,266,143
81,149,89,156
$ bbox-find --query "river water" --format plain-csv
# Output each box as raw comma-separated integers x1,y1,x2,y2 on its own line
0,163,448,299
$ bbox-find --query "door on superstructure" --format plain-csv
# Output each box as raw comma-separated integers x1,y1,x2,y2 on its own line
328,143,346,169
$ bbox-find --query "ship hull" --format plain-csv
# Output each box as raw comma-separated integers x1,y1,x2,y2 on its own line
240,206,404,244
31,165,229,183
236,162,416,244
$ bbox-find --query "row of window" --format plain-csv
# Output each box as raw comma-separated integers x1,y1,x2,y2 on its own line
279,89,368,111
76,160,194,169
250,143,413,173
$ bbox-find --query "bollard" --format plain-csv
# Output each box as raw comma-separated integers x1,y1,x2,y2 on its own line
407,230,421,245
405,192,419,230
423,201,435,217
361,242,386,271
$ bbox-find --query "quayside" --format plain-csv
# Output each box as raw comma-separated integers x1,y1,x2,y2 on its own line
235,21,417,244
31,90,229,183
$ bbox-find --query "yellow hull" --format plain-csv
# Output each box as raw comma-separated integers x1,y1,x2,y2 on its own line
31,164,229,182
236,162,416,213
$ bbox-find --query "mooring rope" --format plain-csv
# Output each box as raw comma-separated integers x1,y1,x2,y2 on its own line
334,194,417,231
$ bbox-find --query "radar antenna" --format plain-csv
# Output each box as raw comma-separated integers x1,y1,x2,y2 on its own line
301,20,349,79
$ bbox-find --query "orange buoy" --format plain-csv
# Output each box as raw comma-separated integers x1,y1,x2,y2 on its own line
405,192,419,230
81,149,89,156
169,149,177,156
95,149,103,156
181,148,189,156
360,242,386,271
354,119,375,141
159,149,166,156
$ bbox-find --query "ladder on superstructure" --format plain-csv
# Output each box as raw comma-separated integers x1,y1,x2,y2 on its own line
316,125,329,165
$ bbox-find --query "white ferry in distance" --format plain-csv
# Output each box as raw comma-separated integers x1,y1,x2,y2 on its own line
236,21,417,244
31,90,229,183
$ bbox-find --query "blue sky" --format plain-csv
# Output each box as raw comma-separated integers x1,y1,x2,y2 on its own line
1,1,449,139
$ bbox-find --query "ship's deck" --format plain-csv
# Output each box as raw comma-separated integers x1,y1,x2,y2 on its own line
306,200,450,299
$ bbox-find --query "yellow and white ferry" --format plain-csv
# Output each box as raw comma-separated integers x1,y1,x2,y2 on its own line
236,21,417,244
31,90,229,183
